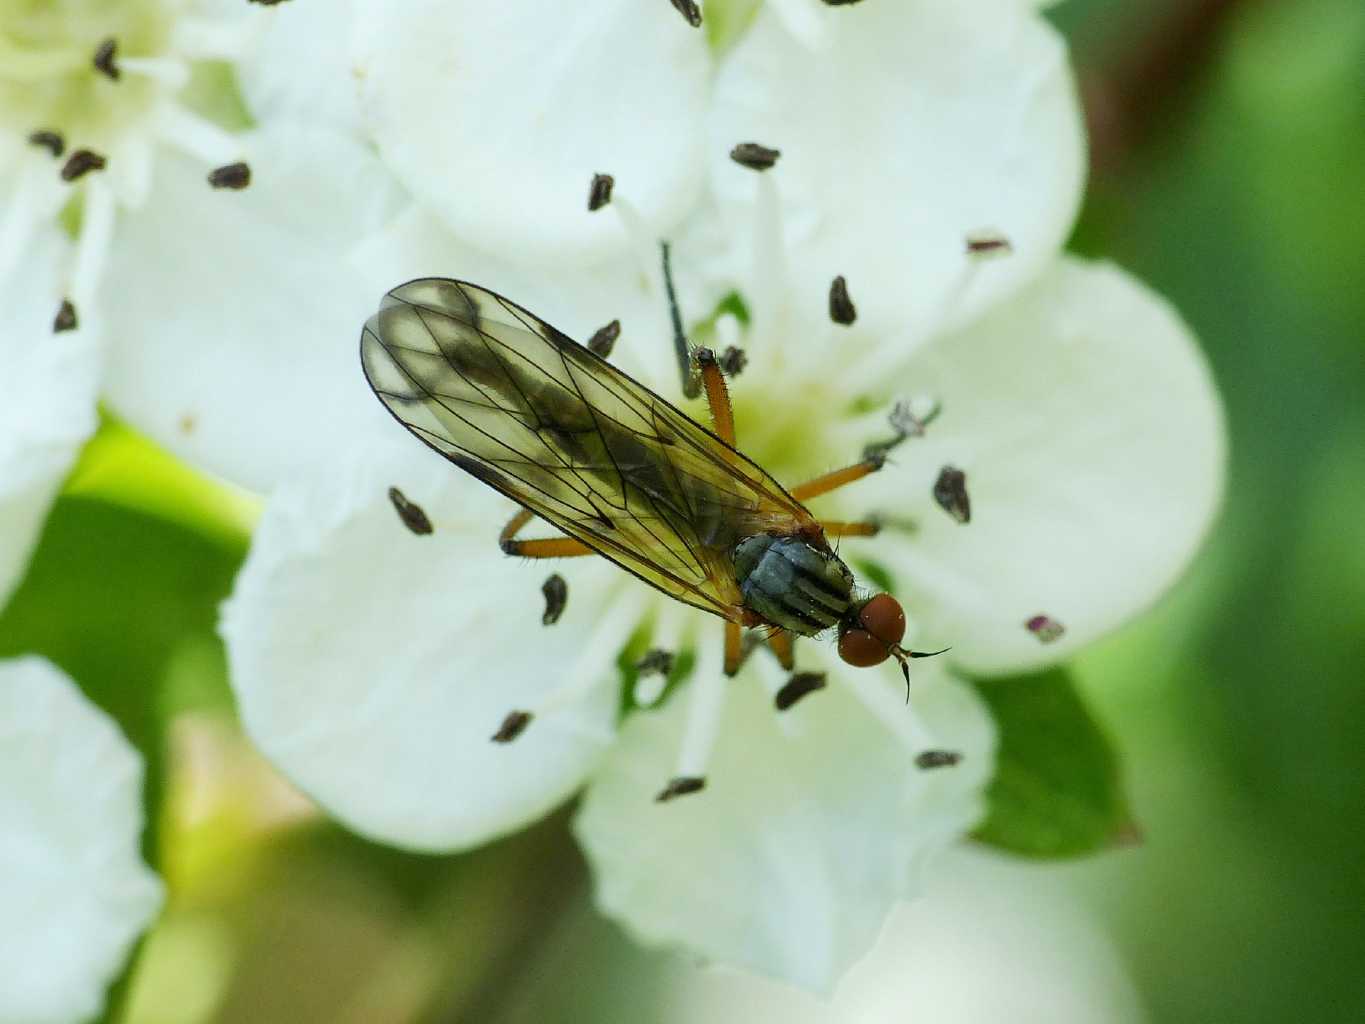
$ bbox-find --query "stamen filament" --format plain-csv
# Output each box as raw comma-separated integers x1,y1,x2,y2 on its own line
672,642,727,779
532,592,639,717
70,178,116,308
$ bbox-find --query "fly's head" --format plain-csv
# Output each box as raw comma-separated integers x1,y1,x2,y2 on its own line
837,593,915,680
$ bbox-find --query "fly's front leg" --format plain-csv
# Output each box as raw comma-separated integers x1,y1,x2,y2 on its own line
498,507,595,558
789,454,886,502
768,629,795,671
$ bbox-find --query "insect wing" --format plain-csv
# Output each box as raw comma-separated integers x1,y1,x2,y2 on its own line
360,278,813,621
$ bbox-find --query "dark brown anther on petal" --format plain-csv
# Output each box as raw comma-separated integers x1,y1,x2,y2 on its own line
719,345,747,377
587,172,614,211
60,149,107,182
1025,614,1066,643
730,142,780,171
587,318,621,357
774,671,827,711
208,162,251,190
669,0,702,28
28,130,65,158
541,573,568,625
52,299,78,333
829,275,857,325
823,0,866,6
93,38,120,80
656,776,705,802
915,749,962,770
967,231,1014,258
932,465,971,524
387,486,433,535
636,649,675,678
492,710,532,743
247,0,293,6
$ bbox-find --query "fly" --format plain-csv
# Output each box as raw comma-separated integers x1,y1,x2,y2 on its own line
359,276,942,706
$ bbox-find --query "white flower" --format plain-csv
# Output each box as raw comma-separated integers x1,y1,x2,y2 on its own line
0,656,164,1024
213,0,1223,992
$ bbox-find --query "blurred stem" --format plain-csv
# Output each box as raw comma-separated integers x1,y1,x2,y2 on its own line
422,808,589,1024
1080,0,1264,176
64,412,259,551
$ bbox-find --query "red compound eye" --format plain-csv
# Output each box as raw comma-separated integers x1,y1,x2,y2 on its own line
858,593,906,647
838,628,889,667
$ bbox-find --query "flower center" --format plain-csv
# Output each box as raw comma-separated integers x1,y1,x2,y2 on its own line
0,0,173,146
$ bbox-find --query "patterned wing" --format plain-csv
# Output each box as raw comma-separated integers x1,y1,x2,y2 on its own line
360,278,815,622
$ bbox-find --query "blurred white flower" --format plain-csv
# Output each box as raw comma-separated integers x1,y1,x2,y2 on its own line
0,656,164,1024
216,0,1224,991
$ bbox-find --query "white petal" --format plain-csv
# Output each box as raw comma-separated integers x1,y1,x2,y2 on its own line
352,0,710,268
574,657,994,992
656,848,1144,1024
708,1,1084,345
0,657,164,1024
234,0,365,136
0,233,99,609
221,447,631,853
100,123,405,492
859,258,1226,675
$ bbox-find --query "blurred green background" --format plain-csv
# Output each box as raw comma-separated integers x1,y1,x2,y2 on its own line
3,0,1363,1020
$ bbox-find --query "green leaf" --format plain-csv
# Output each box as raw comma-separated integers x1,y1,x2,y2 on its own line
970,668,1133,858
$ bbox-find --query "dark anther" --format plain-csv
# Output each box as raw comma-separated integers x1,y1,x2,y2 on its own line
774,671,827,711
669,0,702,28
1025,614,1066,643
491,710,532,743
52,299,78,333
387,486,433,535
915,749,962,770
828,275,857,325
587,319,621,358
93,38,120,80
729,142,781,171
247,0,293,6
932,465,971,524
541,573,568,625
207,162,251,190
27,130,65,158
587,172,614,211
635,649,675,677
966,231,1013,257
60,149,107,182
719,346,747,377
656,776,706,802
823,0,867,6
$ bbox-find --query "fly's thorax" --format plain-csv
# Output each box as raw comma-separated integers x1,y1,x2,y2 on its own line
733,533,855,637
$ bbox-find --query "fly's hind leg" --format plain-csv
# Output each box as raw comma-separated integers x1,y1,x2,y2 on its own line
695,347,737,446
819,519,881,539
498,507,595,558
768,629,795,671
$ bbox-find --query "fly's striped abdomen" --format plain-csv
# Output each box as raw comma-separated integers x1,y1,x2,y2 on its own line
733,534,855,636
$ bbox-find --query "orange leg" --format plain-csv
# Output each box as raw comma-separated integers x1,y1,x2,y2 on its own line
723,620,743,677
789,457,885,502
768,629,795,671
820,519,880,539
499,507,595,558
695,348,736,446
